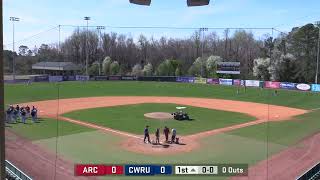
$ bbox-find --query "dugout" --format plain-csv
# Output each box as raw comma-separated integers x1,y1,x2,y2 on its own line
31,61,81,76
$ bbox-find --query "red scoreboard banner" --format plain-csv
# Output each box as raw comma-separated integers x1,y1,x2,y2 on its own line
75,164,123,176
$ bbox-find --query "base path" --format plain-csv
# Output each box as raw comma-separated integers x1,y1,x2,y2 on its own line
5,130,96,180
231,132,320,180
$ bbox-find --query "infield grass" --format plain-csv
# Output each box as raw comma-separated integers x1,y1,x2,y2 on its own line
62,103,256,135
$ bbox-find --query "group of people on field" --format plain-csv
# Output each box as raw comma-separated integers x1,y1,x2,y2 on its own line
5,105,38,124
144,126,178,144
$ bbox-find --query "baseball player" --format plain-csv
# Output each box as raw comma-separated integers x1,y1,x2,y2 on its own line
21,109,27,124
155,128,160,144
163,126,170,142
25,105,31,118
20,106,24,119
144,126,151,144
31,108,37,123
6,106,13,123
32,106,38,119
13,108,18,123
171,128,177,144
15,105,20,120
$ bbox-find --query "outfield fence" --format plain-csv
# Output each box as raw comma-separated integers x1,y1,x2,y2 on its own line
6,74,320,93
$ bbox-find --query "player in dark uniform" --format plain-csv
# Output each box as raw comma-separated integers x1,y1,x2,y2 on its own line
25,105,31,117
163,126,170,142
31,108,37,123
155,128,160,144
144,126,151,144
32,106,38,119
6,106,13,123
13,108,18,123
21,109,27,124
15,105,20,111
19,107,25,121
15,105,20,118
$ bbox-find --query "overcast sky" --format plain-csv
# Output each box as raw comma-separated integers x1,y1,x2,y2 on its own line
3,0,320,50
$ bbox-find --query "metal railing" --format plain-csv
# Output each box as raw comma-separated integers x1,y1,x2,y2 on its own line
296,162,320,180
5,160,33,180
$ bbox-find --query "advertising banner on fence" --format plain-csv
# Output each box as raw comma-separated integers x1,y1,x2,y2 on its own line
62,76,76,81
245,80,260,87
176,77,195,83
121,76,136,81
233,79,241,86
194,77,207,84
76,75,89,81
219,78,233,86
242,80,246,86
5,79,30,84
296,83,311,91
264,81,281,89
95,76,108,81
108,76,122,80
33,75,49,82
206,78,219,84
138,76,177,82
311,84,320,92
280,82,296,90
49,76,63,82
68,76,76,81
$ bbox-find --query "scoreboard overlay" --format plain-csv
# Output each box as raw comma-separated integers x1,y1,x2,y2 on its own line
75,164,248,176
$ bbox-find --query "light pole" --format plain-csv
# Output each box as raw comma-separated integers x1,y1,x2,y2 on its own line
97,26,105,75
84,16,91,76
200,27,208,77
315,21,320,84
9,17,20,81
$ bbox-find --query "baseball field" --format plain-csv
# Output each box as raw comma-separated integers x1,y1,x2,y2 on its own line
4,81,320,180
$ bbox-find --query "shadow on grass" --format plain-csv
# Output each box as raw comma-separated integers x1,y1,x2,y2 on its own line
174,118,195,122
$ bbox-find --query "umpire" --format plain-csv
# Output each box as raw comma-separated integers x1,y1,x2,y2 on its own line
144,126,151,144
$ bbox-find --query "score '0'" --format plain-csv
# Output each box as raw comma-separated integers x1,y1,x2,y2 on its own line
112,166,117,174
161,166,165,174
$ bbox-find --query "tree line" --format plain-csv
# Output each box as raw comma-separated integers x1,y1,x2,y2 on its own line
3,23,320,83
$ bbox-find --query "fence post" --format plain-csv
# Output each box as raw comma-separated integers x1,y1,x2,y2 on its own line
0,1,6,179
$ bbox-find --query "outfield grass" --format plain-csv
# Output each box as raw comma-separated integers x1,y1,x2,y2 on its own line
4,81,320,109
227,109,320,146
63,103,255,135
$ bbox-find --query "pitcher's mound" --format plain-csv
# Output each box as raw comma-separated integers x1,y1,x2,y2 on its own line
144,112,173,120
